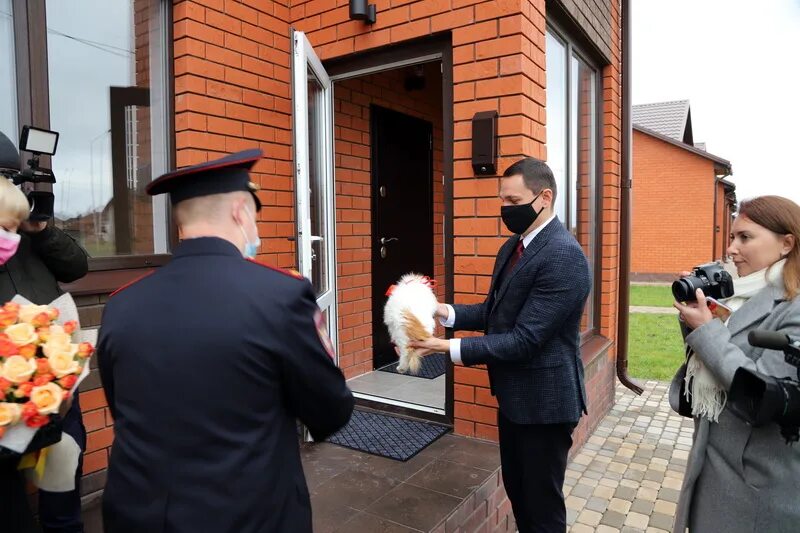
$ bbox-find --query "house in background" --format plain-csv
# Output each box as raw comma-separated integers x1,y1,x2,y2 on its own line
631,100,736,281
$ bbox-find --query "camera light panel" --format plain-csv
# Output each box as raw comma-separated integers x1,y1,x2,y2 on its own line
20,126,59,156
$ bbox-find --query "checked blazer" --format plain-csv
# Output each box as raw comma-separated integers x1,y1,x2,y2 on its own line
452,217,591,425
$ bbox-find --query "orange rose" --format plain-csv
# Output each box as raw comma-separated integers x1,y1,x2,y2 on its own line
14,382,34,399
31,312,51,328
58,374,77,391
0,377,11,394
48,308,59,321
18,344,37,359
63,321,77,335
0,309,17,328
32,374,55,387
25,414,50,428
21,401,37,418
3,302,19,313
36,326,50,342
35,358,51,375
0,337,17,357
77,342,94,359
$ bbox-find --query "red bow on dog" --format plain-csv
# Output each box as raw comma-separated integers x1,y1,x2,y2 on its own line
385,276,437,297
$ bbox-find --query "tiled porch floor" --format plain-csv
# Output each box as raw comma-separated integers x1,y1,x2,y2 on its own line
347,370,446,411
302,380,693,533
301,434,504,532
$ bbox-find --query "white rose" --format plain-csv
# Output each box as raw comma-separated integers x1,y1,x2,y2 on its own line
48,350,80,378
5,323,38,346
18,304,51,324
1,355,36,384
43,336,77,359
0,402,21,426
30,383,63,415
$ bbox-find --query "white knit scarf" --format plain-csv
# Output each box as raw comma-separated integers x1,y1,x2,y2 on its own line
685,259,786,422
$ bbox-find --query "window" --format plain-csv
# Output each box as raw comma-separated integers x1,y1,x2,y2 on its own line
45,0,171,257
5,0,172,262
546,26,599,335
0,0,17,144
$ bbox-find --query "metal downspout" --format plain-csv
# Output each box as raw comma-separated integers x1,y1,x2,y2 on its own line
616,0,643,395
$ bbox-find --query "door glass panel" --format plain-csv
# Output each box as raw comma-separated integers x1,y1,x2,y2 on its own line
308,70,328,296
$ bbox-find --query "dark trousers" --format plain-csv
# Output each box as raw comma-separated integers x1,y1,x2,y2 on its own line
39,392,86,533
498,412,575,533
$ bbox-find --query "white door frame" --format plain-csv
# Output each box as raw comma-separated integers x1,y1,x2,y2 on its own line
292,30,338,363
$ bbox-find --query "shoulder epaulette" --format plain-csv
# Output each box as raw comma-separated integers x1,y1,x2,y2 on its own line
110,271,155,297
246,259,304,280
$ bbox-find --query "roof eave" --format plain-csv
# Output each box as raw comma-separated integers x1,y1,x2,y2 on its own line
633,124,732,172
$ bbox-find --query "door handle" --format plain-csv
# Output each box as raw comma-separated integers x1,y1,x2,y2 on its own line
380,237,398,245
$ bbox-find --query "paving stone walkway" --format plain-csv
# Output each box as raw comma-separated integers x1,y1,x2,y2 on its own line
564,380,693,533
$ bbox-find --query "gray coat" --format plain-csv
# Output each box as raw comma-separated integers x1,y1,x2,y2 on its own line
671,282,800,532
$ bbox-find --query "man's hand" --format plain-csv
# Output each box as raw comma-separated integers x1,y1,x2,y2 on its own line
20,220,47,233
408,336,450,357
434,303,449,320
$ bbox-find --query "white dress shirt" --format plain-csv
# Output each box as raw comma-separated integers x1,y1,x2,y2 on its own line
442,214,557,363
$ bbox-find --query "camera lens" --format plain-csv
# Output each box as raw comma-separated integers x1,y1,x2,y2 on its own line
672,276,704,302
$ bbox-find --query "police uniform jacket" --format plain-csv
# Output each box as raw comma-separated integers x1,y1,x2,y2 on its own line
98,237,354,533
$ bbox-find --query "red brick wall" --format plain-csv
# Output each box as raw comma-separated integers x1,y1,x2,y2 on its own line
333,66,445,379
292,0,621,447
631,129,718,275
171,0,621,449
173,0,296,270
77,0,623,492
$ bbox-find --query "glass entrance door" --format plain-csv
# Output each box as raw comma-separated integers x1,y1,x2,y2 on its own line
292,31,337,362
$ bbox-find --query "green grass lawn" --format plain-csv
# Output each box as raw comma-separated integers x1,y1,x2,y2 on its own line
627,313,685,381
629,284,675,308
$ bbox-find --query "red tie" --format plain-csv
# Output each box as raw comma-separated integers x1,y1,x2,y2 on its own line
502,240,525,281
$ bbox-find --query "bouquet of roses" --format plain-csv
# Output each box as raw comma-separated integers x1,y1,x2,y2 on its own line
0,295,93,453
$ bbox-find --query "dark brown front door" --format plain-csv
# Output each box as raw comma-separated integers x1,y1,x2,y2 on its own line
371,105,434,369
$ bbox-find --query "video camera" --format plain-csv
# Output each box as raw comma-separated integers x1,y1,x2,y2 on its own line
728,330,800,444
672,262,735,302
0,125,59,221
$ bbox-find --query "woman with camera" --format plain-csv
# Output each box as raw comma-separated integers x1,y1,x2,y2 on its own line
0,132,89,532
672,195,800,532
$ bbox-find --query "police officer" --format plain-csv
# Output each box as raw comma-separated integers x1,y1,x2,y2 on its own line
97,149,354,533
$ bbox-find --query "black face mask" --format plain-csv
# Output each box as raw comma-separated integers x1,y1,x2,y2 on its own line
501,192,544,235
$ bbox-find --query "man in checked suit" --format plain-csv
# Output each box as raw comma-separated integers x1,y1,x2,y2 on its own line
411,158,591,532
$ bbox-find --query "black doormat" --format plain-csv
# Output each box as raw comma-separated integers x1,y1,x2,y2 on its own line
326,409,449,461
378,352,447,379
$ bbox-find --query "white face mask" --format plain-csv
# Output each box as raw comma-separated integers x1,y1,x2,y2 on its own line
237,206,260,259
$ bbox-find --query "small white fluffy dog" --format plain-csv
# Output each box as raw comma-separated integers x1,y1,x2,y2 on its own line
383,273,438,374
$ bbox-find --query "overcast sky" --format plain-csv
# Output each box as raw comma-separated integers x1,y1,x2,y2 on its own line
632,0,800,205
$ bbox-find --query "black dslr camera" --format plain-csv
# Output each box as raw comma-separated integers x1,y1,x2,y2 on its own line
728,330,800,444
0,125,59,221
672,262,735,302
